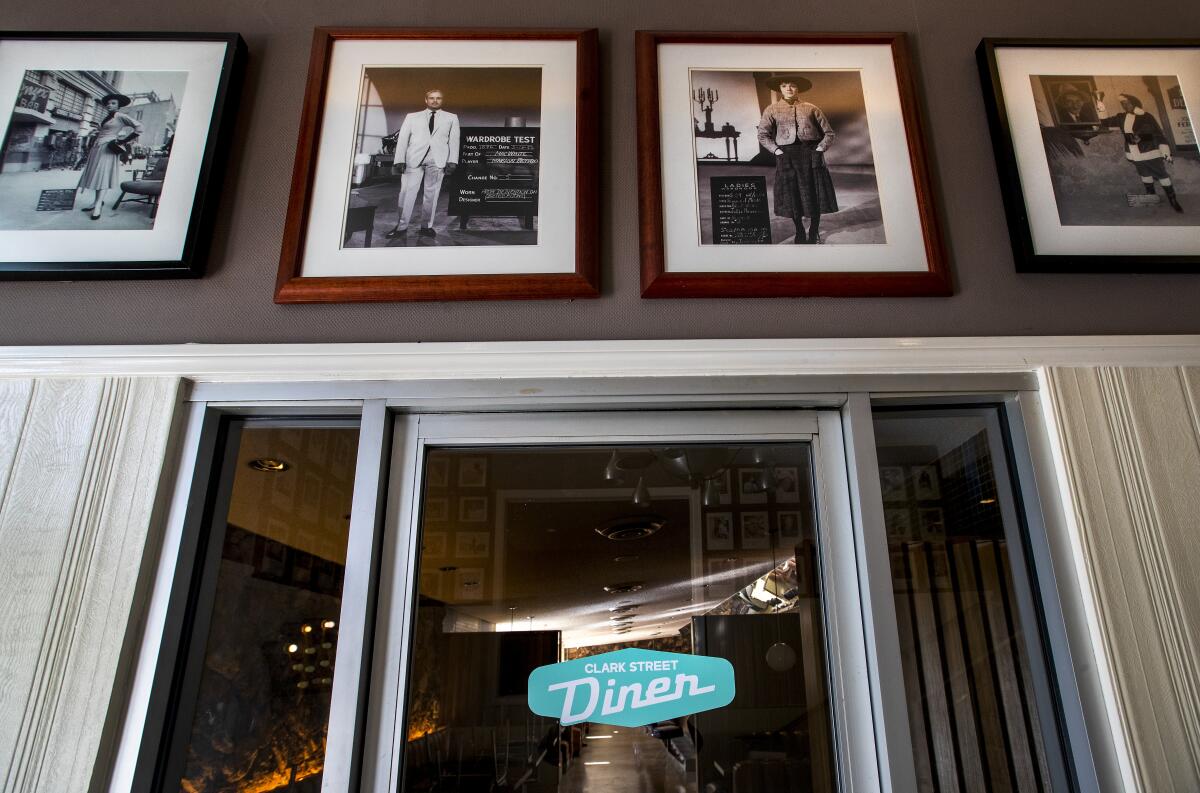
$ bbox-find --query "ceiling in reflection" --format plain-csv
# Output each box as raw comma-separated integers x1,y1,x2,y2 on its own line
226,427,359,565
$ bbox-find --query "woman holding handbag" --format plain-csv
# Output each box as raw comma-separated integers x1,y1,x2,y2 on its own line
77,92,143,220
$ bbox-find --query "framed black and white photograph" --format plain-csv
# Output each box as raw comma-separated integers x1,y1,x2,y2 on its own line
454,568,485,600
425,456,449,488
978,39,1200,271
422,531,447,557
879,465,907,501
454,531,491,558
705,511,734,550
918,507,945,538
0,32,243,279
885,507,913,540
458,495,488,522
913,463,941,500
740,511,770,549
424,496,448,522
275,28,599,302
457,455,488,488
777,510,803,540
773,465,801,503
636,31,950,297
737,468,767,504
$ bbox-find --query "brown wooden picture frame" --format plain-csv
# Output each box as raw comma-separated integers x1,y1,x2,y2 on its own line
635,31,951,298
275,28,599,303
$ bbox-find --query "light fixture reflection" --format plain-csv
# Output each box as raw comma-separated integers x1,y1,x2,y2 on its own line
702,477,721,506
604,450,621,481
248,457,289,473
632,476,651,508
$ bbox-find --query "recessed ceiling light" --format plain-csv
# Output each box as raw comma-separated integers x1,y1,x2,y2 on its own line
613,452,656,471
595,515,665,541
979,498,997,505
248,458,289,472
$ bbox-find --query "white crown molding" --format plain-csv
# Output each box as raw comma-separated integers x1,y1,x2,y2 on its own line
0,336,1199,382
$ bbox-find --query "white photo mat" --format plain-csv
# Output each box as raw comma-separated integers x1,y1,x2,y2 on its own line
300,39,578,278
656,42,928,273
994,46,1200,256
0,39,228,263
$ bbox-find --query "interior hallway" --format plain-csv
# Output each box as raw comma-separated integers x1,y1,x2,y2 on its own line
557,725,691,793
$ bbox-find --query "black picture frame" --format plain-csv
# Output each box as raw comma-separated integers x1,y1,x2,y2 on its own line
0,31,245,280
977,38,1200,273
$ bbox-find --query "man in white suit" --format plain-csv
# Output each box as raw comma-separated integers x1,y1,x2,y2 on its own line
386,88,460,238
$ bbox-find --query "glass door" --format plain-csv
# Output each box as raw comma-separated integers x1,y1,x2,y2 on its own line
362,410,878,793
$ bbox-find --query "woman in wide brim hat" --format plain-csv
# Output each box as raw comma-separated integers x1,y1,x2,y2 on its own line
754,73,813,94
76,92,143,220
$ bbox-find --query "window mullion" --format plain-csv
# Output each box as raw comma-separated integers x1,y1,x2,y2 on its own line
324,400,391,792
839,393,921,792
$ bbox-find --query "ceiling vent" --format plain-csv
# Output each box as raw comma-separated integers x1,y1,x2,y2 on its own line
603,582,644,594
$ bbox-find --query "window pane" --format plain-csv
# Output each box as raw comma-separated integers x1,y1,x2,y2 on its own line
873,408,1062,792
176,425,359,792
401,444,838,792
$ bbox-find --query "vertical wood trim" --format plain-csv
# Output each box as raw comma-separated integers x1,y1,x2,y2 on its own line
0,377,180,793
0,380,34,508
1104,369,1200,774
1045,366,1200,792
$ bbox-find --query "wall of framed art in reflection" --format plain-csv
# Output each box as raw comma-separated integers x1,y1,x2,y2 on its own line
978,38,1200,272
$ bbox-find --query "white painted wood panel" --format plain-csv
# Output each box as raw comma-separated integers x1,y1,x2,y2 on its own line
1045,367,1200,793
0,378,180,793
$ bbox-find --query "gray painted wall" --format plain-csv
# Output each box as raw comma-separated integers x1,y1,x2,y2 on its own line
4,0,1200,345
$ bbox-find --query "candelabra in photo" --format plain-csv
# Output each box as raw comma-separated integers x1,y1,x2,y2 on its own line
694,86,742,162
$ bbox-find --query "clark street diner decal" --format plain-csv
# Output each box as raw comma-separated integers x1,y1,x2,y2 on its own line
527,648,735,727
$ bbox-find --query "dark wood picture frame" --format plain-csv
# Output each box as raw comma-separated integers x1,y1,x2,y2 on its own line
977,38,1200,273
635,31,950,298
275,27,600,303
0,31,244,280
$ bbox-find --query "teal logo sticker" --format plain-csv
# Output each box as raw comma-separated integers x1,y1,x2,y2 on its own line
527,648,735,727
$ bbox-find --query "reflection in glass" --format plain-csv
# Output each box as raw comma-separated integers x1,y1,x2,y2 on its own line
401,444,837,792
874,409,1061,792
177,426,359,792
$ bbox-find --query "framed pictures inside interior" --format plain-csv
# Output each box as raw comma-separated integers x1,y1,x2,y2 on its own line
0,32,243,279
635,31,950,298
978,38,1200,272
275,27,599,302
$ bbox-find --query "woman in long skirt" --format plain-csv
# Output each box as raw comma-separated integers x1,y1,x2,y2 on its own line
77,93,143,220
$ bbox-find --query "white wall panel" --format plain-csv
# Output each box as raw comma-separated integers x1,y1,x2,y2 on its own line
1046,367,1200,793
0,378,180,793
